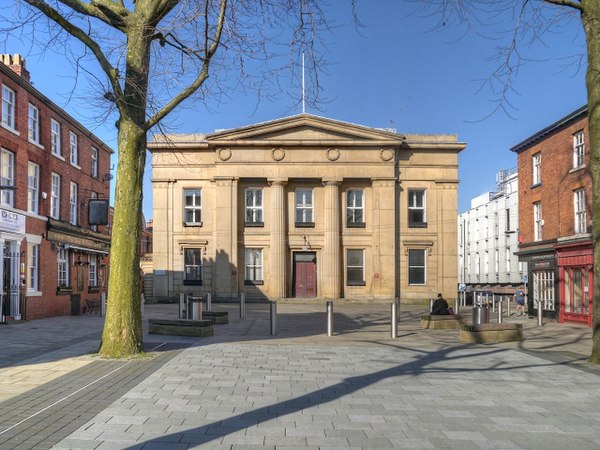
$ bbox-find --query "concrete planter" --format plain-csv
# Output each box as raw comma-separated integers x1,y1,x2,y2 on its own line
460,323,523,344
420,314,465,329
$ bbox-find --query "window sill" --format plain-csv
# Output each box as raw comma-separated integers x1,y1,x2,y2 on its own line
346,281,366,286
88,286,100,293
26,290,42,297
71,162,81,170
530,182,542,189
245,222,264,228
569,165,586,174
346,222,366,228
52,153,65,161
295,221,315,228
184,221,203,227
408,222,428,228
29,139,44,150
245,280,264,285
1,122,20,136
56,287,73,295
183,280,203,286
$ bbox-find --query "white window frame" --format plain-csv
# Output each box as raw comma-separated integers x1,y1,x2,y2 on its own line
245,248,263,283
505,247,511,273
532,153,541,185
245,188,263,224
91,147,98,177
51,119,61,156
408,189,426,226
88,256,98,287
295,189,314,224
90,191,98,231
573,130,585,169
408,249,426,285
27,243,39,292
28,103,40,144
534,202,543,242
184,188,202,225
346,249,365,285
484,251,489,274
69,131,79,167
346,189,365,226
2,85,16,130
57,248,69,287
50,172,61,219
183,248,203,284
28,162,39,214
69,182,78,225
1,148,15,207
574,189,586,235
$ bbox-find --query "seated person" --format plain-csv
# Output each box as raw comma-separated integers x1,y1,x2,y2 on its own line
431,293,450,315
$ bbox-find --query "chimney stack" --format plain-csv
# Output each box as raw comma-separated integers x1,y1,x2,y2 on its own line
1,54,31,83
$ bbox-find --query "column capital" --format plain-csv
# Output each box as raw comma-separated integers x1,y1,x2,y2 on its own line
322,178,342,187
267,178,288,186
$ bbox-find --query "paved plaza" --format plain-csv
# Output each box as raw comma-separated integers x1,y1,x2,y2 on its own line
0,301,598,449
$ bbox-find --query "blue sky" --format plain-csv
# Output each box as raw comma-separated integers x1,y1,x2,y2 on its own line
4,1,588,218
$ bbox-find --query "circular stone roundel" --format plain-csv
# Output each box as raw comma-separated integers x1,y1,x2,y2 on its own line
380,148,394,161
272,147,286,161
326,148,340,161
217,147,232,161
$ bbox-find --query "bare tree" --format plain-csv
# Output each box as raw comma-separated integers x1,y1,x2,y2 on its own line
418,0,599,362
11,0,331,358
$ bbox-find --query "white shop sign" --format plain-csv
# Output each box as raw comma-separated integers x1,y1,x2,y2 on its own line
0,209,25,234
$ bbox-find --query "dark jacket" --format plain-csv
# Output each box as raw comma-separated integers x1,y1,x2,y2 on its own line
431,298,449,315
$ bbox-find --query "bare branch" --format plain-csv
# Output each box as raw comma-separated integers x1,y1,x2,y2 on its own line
146,0,227,129
24,0,124,102
57,0,129,30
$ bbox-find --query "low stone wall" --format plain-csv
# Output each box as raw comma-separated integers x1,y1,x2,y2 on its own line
460,323,523,344
203,311,229,324
420,315,465,329
148,318,214,337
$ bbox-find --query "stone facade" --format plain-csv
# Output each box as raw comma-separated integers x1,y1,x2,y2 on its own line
148,115,464,303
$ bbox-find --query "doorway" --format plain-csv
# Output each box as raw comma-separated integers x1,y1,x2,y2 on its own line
293,252,317,298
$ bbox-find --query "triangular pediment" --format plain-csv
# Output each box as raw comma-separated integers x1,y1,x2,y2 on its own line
206,114,404,145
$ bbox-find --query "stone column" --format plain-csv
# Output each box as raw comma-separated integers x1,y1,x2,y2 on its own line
269,178,288,299
322,179,341,299
213,177,238,300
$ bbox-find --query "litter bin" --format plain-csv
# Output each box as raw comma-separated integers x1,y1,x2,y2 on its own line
472,304,489,325
188,296,203,320
70,294,81,316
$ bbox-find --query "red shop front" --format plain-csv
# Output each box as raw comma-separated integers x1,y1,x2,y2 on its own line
556,240,593,327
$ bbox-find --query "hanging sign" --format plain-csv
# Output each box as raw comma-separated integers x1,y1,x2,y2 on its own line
0,209,25,234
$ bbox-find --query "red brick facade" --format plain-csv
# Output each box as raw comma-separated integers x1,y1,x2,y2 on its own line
512,106,592,325
0,55,112,320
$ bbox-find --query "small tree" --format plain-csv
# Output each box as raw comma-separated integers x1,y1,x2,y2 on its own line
14,0,329,357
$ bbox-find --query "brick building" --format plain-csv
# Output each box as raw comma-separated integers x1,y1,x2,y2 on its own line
511,106,591,326
0,54,112,320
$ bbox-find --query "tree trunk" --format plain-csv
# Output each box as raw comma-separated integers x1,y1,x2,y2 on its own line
583,0,600,363
99,16,152,357
99,120,146,357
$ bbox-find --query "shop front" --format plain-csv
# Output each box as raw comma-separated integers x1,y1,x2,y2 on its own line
0,209,26,321
556,240,593,327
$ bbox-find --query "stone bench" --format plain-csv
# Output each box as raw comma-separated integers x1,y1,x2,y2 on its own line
460,323,523,344
420,314,465,329
148,318,213,337
203,311,229,324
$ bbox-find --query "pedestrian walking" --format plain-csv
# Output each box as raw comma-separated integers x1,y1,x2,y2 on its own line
514,287,526,316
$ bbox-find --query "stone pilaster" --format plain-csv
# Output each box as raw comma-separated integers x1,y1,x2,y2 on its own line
322,179,341,299
269,178,288,298
371,178,397,298
212,177,238,299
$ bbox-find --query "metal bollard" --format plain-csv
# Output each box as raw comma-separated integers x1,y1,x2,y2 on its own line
537,302,543,326
270,301,277,335
497,299,502,324
101,292,107,317
454,298,459,315
141,293,145,317
206,293,212,311
240,293,246,319
507,295,511,317
326,301,333,336
179,293,185,318
429,298,434,313
395,297,401,321
391,302,398,338
192,300,202,320
491,295,496,313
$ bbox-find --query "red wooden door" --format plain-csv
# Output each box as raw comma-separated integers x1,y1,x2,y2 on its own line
294,256,317,298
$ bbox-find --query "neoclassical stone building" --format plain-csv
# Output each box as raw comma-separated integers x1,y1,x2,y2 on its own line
148,114,464,303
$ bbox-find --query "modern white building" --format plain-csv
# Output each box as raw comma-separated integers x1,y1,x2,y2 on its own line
458,169,526,294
